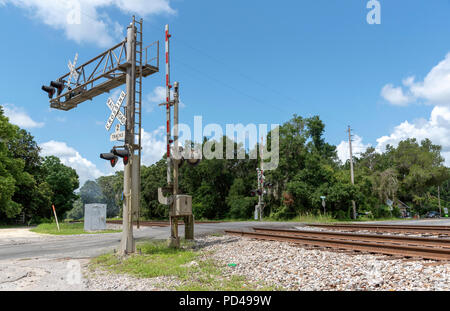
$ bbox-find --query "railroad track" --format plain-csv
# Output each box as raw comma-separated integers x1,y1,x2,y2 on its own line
307,223,450,235
225,227,450,261
106,220,222,227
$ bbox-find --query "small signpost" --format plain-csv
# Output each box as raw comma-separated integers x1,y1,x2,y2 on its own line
111,124,125,142
320,196,326,214
105,91,127,131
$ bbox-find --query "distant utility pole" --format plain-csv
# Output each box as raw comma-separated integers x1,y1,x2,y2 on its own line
348,126,357,220
438,185,442,216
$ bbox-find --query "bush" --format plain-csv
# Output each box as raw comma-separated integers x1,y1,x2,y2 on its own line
227,196,256,219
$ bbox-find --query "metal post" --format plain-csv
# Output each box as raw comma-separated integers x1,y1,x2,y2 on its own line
348,126,357,220
120,22,137,255
165,24,172,186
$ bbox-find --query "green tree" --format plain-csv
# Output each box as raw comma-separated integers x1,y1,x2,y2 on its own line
41,156,79,217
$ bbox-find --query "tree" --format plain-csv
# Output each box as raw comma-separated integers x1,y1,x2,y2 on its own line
0,107,30,220
80,180,104,204
41,156,79,217
97,173,123,218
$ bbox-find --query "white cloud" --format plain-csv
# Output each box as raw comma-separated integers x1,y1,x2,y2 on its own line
381,53,450,107
381,84,412,106
145,86,185,112
376,53,450,166
40,140,104,186
2,0,175,48
141,126,166,166
336,134,372,164
2,104,45,129
376,106,450,166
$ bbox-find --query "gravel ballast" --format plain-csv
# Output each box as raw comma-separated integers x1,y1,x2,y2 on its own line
84,235,450,291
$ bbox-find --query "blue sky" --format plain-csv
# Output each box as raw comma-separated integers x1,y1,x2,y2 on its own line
1,0,450,186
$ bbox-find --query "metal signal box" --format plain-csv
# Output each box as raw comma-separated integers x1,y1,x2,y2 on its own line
172,195,192,216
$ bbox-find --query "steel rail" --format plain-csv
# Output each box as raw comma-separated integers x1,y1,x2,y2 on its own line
225,230,450,261
307,223,450,234
252,227,450,248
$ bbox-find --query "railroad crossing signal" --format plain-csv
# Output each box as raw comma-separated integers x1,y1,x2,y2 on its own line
100,152,118,168
41,85,56,99
67,53,79,87
112,147,131,165
105,91,127,131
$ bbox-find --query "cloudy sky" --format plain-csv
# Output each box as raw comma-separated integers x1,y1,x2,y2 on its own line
1,0,450,186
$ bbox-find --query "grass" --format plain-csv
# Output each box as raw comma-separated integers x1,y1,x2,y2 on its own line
263,212,338,223
90,240,279,291
30,222,120,235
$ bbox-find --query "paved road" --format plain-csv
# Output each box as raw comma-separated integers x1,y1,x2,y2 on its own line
0,221,300,261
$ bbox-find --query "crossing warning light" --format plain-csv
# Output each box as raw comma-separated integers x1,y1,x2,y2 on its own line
50,80,66,96
41,85,56,99
100,152,119,167
113,148,131,165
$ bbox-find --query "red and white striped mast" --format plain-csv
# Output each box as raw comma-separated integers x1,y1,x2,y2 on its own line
165,24,172,184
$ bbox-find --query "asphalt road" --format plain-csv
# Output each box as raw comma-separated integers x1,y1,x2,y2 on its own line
0,221,298,261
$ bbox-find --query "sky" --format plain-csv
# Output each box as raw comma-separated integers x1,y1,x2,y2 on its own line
1,0,450,186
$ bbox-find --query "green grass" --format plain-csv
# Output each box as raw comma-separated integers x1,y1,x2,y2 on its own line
31,222,120,235
90,240,279,291
263,212,338,223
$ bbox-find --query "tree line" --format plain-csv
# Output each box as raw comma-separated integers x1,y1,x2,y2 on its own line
1,106,449,224
70,115,450,221
0,107,79,224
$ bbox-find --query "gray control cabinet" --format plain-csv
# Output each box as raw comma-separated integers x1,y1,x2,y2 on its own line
173,195,192,216
84,203,107,231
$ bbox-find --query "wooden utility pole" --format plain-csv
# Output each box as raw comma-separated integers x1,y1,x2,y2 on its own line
348,126,357,220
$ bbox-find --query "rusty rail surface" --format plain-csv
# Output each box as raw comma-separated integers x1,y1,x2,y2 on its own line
252,227,450,248
225,229,450,261
307,223,450,235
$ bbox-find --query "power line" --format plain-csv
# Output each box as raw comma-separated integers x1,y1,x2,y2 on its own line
172,56,292,115
175,38,302,106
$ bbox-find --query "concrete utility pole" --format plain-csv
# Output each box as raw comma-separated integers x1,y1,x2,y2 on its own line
120,23,137,254
348,126,357,220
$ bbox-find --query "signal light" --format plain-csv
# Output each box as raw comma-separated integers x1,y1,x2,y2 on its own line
100,152,119,168
50,80,66,96
264,182,273,188
112,148,131,165
42,85,56,99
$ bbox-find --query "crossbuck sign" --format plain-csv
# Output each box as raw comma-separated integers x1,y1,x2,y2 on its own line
105,91,127,131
